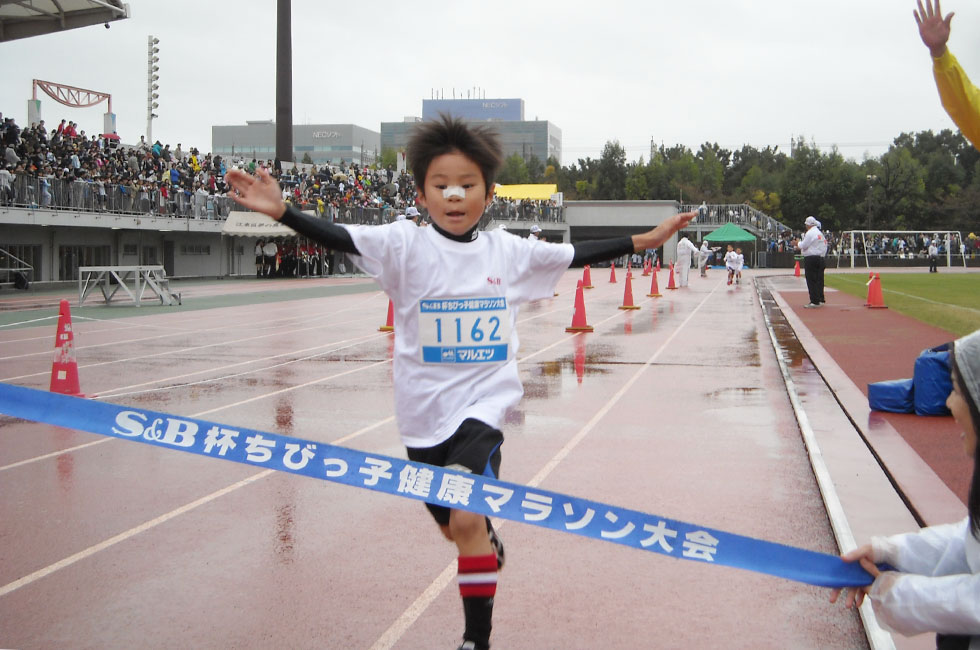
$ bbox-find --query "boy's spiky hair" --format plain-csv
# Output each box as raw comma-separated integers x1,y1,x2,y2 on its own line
407,114,502,197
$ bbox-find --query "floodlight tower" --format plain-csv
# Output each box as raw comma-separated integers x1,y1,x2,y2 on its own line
147,36,160,144
276,0,293,162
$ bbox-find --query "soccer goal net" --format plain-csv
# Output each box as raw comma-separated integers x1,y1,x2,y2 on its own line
834,230,968,269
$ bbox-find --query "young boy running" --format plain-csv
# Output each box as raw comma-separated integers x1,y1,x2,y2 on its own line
226,115,694,650
724,244,738,285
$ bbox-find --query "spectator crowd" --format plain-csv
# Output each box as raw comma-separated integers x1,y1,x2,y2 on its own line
0,111,418,224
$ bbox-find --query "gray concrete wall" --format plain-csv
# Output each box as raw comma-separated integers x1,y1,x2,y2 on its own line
564,200,683,263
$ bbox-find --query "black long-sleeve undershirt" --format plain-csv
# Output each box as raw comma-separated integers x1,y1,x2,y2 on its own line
277,204,636,266
279,205,359,253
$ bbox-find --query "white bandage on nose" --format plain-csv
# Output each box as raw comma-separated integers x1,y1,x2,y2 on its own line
442,185,466,199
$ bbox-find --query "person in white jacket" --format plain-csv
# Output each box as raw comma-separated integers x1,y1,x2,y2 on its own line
832,328,980,648
697,241,719,277
675,235,698,287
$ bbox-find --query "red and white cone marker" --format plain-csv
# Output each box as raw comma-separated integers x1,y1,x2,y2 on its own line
49,299,85,397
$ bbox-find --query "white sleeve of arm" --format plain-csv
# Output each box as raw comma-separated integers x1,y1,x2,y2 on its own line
868,520,979,636
873,521,970,575
870,571,980,636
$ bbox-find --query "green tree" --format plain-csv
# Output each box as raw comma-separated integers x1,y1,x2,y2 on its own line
696,143,726,200
874,147,926,229
498,153,530,185
526,155,545,183
594,141,627,200
301,152,313,164
624,160,649,199
380,148,398,170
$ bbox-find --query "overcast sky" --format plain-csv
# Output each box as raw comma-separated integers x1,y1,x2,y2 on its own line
2,0,977,165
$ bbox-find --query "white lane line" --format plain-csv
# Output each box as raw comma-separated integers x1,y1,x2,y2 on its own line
0,290,387,363
0,312,380,382
95,332,385,399
0,303,569,472
368,283,722,650
829,276,980,314
0,294,568,593
756,281,896,650
0,470,274,598
0,438,110,472
0,316,58,329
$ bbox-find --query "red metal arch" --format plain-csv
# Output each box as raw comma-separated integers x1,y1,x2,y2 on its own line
33,79,112,113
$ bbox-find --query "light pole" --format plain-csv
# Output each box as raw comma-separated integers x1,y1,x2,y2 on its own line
147,36,160,144
865,174,877,230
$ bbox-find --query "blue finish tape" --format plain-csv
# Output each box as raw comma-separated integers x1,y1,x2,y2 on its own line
0,382,872,588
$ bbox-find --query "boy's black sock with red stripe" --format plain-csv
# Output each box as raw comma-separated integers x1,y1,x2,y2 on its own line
458,554,497,650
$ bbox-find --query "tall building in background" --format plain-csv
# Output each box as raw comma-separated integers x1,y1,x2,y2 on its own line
381,97,562,166
212,121,380,166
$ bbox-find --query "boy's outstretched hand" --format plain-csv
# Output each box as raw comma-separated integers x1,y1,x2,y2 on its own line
226,167,287,220
915,0,953,59
632,211,697,252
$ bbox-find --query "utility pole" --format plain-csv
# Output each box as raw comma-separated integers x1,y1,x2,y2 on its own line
146,36,160,143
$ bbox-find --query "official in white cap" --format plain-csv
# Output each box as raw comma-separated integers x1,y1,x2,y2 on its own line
528,224,542,241
796,216,828,308
405,206,420,222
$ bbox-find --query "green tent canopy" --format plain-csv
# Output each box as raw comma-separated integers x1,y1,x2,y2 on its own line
703,222,756,242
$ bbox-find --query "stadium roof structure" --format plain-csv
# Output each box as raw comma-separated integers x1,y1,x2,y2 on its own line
0,0,129,42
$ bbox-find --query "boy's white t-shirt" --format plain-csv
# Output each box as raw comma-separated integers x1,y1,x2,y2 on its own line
724,251,739,269
347,221,574,448
736,253,744,271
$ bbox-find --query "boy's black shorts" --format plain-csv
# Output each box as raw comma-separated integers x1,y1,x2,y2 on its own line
406,418,503,526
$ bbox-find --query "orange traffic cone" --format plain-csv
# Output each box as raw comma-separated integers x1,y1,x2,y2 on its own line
656,260,661,272
867,273,888,309
609,262,617,283
642,260,650,276
647,268,662,297
619,272,641,310
378,299,395,331
49,299,85,397
566,280,595,332
793,259,801,278
864,271,874,306
665,262,678,290
583,265,594,289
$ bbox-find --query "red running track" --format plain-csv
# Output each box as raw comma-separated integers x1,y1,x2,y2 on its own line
1,270,869,649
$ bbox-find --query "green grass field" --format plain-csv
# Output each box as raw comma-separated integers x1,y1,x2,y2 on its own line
824,271,980,336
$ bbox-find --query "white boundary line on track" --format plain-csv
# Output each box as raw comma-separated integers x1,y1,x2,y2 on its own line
0,311,382,381
0,302,570,473
0,293,580,597
0,315,58,329
368,283,722,650
0,299,583,596
756,280,896,650
94,332,386,399
0,470,275,598
0,289,389,362
827,275,980,314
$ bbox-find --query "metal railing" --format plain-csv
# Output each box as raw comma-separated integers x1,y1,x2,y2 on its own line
0,247,34,288
477,201,565,231
679,203,791,237
0,174,405,226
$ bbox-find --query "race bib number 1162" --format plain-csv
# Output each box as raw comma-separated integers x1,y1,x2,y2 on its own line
419,297,510,364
